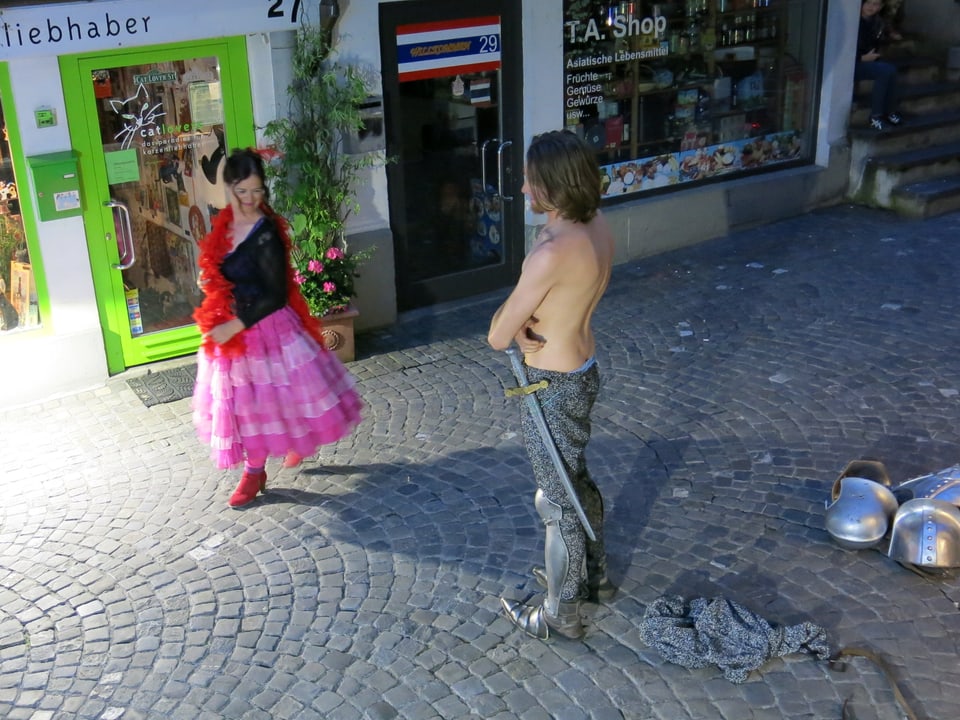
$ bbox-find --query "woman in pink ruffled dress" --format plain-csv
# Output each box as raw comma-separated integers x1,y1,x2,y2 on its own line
192,148,362,507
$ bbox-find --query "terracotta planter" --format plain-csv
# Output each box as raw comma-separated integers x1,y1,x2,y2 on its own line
320,305,359,363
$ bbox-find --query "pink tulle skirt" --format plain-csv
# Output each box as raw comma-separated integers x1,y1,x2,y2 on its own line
192,306,363,469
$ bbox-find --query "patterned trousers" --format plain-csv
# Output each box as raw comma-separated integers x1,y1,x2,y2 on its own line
520,361,606,602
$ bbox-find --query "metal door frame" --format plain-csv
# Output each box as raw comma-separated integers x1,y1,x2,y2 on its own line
379,0,524,311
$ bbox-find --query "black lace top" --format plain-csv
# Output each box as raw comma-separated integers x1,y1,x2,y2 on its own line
220,216,288,328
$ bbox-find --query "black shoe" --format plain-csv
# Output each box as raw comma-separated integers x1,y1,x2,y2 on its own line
886,112,903,126
869,115,885,131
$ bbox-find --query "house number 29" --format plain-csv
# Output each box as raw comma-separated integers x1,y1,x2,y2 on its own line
267,0,303,23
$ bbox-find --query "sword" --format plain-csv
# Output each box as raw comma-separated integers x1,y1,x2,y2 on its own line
504,348,597,542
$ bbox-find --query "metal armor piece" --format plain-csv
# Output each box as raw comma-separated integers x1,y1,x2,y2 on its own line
825,476,899,549
892,465,960,507
499,598,584,640
500,490,585,640
887,498,960,568
535,489,569,617
831,459,892,501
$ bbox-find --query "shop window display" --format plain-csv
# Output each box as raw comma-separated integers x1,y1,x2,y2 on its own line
563,0,824,199
0,103,37,333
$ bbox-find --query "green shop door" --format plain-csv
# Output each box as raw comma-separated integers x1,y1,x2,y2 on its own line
60,38,255,373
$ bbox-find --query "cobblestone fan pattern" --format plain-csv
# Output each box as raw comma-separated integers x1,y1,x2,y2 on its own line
2,206,960,719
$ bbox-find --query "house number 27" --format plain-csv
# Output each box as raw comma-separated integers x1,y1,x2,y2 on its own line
267,0,303,23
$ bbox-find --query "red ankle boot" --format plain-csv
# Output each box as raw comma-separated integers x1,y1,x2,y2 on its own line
228,470,267,507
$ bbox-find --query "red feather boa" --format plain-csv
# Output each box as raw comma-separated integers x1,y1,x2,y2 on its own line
193,204,324,358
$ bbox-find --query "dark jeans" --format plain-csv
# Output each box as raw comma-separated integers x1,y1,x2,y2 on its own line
855,60,899,118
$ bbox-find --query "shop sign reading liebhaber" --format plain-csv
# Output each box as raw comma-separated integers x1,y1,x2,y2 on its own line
0,0,306,60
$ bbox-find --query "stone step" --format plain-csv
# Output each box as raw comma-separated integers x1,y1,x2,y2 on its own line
848,108,960,199
849,108,960,155
891,55,946,83
891,174,960,218
856,140,960,206
845,43,960,217
851,81,960,125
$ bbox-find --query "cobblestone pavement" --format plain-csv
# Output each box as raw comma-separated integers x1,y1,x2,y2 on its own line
3,205,960,720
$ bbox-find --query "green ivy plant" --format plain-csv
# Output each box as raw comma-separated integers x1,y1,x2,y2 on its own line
264,19,383,317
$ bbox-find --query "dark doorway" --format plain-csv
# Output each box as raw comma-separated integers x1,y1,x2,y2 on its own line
380,0,524,310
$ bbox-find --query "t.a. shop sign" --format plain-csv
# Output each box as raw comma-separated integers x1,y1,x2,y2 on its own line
0,0,306,59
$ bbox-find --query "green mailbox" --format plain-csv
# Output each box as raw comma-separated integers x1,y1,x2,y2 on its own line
27,151,82,221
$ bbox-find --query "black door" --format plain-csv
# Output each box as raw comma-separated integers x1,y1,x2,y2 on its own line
380,0,523,311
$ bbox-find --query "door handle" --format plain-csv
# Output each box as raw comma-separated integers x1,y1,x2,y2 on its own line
106,199,135,270
497,140,513,201
480,138,498,194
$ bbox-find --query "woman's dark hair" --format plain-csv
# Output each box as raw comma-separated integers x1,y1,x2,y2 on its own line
525,130,601,223
222,148,270,202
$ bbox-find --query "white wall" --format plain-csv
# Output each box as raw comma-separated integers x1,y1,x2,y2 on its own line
0,55,108,409
294,1,397,328
816,0,858,165
520,0,563,229
902,0,960,50
330,0,392,235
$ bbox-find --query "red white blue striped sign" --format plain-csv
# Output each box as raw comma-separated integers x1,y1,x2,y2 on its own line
397,16,501,82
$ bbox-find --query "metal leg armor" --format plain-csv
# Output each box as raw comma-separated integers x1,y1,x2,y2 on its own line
501,489,584,639
531,471,615,602
538,488,570,616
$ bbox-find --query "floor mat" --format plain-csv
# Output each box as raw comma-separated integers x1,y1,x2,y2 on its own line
127,364,197,407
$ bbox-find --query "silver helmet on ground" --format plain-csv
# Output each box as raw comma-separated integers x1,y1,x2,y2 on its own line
887,498,960,568
825,475,899,550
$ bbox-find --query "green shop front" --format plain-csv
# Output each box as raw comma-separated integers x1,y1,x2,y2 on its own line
0,0,300,406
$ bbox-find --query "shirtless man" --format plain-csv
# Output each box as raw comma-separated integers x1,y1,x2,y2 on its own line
488,130,615,640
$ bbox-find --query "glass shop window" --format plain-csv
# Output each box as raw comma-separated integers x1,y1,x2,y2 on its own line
562,0,825,199
0,99,38,333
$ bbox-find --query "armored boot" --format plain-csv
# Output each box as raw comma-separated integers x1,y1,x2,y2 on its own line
500,597,584,639
502,490,584,640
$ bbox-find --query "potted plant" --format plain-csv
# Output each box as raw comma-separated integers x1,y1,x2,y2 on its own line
263,15,382,361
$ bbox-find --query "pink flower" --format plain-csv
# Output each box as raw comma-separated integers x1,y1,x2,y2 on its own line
323,281,337,293
293,271,306,285
325,247,344,260
307,259,324,273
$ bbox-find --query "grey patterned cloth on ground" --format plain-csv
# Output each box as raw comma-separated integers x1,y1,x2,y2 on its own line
639,595,832,683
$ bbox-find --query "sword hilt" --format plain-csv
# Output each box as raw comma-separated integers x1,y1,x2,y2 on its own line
505,379,548,397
